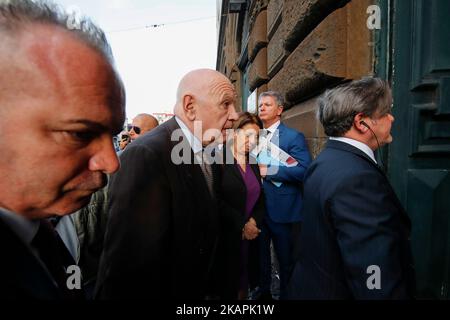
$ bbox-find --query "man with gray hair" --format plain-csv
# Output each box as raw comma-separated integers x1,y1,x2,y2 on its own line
288,77,415,299
257,90,311,300
0,0,125,299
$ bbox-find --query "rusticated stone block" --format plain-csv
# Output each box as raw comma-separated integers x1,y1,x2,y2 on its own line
283,0,350,52
267,19,289,78
257,84,268,97
248,0,269,35
281,97,325,139
269,5,348,108
229,68,243,112
346,0,373,78
267,0,283,39
269,0,373,108
280,96,328,158
248,10,268,62
248,47,268,91
220,14,240,78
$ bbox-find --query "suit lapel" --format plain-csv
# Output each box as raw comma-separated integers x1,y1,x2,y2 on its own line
327,139,381,172
0,219,61,299
166,117,217,209
270,123,283,146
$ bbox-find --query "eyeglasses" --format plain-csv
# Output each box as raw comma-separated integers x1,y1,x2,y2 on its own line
128,126,141,134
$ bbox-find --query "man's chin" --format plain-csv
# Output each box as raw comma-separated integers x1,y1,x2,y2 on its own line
51,194,93,216
75,192,94,206
383,135,393,145
217,132,227,144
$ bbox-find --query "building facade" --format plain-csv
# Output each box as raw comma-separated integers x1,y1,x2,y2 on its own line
217,0,450,299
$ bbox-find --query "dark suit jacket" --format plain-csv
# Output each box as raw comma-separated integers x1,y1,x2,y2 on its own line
288,139,415,299
263,123,311,223
215,152,266,298
95,117,221,299
0,218,62,299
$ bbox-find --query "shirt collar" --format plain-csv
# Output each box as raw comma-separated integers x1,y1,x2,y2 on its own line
0,207,39,245
329,137,377,164
266,120,281,133
175,116,203,154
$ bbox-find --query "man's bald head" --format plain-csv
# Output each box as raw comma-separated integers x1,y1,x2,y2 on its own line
129,113,159,140
175,69,232,109
174,68,239,145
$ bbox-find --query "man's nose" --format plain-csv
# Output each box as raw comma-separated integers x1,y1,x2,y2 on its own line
229,104,239,121
89,136,120,174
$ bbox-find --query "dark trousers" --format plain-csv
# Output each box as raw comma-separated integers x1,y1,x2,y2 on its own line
259,215,299,300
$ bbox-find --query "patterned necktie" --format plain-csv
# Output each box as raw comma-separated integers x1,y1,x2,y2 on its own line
261,129,269,139
196,150,214,196
266,129,273,142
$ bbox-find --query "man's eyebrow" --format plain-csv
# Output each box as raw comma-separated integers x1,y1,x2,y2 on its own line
221,93,236,101
62,120,124,136
61,119,107,130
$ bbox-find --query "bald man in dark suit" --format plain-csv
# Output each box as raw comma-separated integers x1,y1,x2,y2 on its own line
96,69,239,299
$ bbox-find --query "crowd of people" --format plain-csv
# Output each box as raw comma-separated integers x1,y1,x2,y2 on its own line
0,0,415,300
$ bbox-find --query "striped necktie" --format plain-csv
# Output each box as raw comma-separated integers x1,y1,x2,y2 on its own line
196,150,214,196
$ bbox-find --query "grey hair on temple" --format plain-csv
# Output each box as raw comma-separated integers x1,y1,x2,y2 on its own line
258,91,285,107
0,0,114,63
317,77,392,137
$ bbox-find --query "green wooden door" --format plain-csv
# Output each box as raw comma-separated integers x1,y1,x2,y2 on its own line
385,0,450,299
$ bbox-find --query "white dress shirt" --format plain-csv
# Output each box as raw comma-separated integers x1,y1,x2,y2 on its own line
329,136,377,164
55,215,80,263
175,116,203,154
265,120,281,141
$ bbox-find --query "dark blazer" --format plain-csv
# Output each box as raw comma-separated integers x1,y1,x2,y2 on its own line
263,123,311,223
288,139,415,299
0,218,62,299
216,152,266,299
95,117,221,299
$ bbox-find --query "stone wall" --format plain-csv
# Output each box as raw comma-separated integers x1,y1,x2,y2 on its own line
217,0,376,156
219,12,243,112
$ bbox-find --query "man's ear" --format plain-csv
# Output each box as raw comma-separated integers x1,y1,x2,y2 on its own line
277,105,283,116
183,94,196,121
354,113,368,133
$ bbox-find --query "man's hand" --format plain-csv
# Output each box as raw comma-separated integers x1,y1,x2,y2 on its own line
259,164,268,178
